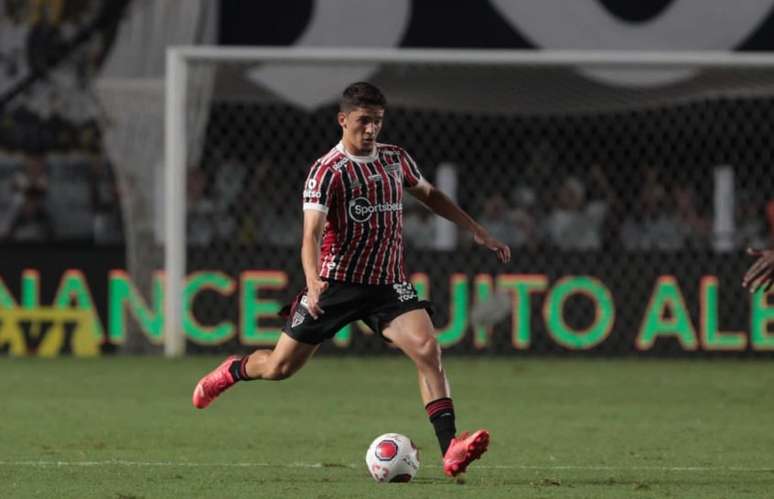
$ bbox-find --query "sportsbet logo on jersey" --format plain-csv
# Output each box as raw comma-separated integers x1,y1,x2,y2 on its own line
348,197,402,223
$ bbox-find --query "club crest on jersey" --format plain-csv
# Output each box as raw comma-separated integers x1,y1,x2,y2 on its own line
384,162,401,178
292,311,305,328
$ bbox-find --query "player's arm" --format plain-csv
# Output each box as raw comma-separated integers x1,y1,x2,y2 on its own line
407,178,511,263
743,247,774,293
301,209,329,318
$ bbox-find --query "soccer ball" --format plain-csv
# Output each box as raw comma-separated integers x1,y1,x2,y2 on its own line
365,433,420,483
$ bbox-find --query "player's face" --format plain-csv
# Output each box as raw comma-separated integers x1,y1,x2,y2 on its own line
338,106,384,155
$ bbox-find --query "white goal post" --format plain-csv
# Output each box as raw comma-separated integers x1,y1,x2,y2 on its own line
164,46,774,357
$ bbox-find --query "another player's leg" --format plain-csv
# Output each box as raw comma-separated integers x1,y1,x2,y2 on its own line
192,333,318,409
382,309,489,477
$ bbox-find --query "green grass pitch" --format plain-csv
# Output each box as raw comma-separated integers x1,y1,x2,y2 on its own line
2,356,774,498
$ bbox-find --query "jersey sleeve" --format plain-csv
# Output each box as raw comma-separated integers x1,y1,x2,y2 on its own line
303,161,338,214
400,149,423,188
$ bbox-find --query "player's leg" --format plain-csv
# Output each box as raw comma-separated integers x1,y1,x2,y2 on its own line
192,333,318,409
241,332,319,380
382,308,449,404
382,308,489,477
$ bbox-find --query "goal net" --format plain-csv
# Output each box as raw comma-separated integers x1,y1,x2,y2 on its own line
158,48,774,357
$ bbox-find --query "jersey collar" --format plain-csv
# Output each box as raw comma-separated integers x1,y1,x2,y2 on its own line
336,141,378,163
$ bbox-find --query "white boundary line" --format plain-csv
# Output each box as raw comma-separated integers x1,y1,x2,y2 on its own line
1,460,772,472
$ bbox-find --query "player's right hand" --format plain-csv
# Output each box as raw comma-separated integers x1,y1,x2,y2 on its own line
305,278,328,319
474,230,511,264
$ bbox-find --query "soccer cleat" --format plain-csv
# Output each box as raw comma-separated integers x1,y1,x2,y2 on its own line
192,356,239,409
442,429,490,477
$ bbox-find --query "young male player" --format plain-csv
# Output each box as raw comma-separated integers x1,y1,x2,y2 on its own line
192,82,511,477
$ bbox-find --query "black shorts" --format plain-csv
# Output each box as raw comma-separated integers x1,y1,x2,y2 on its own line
279,280,434,345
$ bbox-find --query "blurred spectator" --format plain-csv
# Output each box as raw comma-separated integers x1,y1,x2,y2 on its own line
91,158,123,244
733,192,769,250
213,156,247,240
5,186,53,242
545,170,608,250
236,159,271,245
0,151,21,236
404,196,436,249
673,184,711,249
47,152,94,240
477,191,539,250
12,153,48,194
26,3,64,76
263,164,302,247
509,184,541,250
187,168,216,246
620,170,684,250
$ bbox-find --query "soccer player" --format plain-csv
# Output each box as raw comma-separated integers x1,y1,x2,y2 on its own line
192,82,511,477
743,248,774,292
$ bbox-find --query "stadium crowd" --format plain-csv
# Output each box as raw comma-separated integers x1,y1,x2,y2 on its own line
2,144,770,252
0,148,122,244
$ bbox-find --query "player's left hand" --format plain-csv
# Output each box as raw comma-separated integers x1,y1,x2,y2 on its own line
474,230,511,264
743,247,774,293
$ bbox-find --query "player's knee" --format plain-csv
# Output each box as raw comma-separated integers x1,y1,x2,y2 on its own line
413,334,441,367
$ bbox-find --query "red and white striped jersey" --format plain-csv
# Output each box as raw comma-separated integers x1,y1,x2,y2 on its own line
302,141,424,285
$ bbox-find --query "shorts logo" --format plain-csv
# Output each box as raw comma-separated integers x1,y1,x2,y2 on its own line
393,282,417,302
348,197,402,223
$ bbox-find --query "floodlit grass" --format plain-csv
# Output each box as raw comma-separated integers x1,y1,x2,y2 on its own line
2,356,774,498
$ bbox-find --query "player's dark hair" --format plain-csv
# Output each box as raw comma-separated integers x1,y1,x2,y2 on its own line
340,82,386,112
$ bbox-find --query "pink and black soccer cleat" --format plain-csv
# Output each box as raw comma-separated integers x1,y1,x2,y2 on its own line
192,356,239,409
443,429,490,477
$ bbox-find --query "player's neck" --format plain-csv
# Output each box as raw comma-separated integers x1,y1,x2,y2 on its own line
340,139,375,158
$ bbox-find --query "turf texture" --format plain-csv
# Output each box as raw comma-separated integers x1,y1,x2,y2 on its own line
2,356,774,498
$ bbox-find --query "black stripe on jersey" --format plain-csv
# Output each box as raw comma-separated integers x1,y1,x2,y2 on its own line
344,163,371,283
389,170,405,283
360,162,385,283
331,159,355,280
378,160,401,283
369,160,394,284
317,167,336,207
